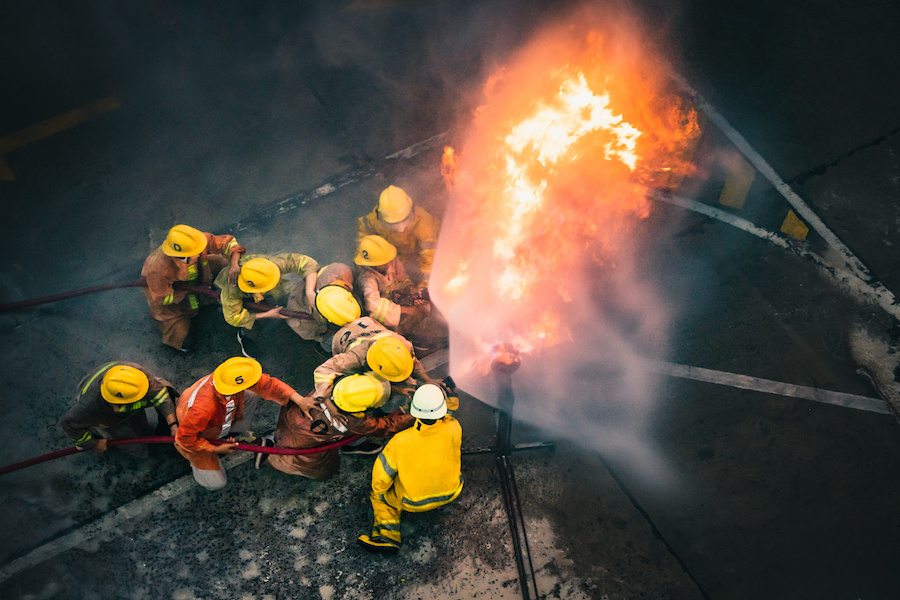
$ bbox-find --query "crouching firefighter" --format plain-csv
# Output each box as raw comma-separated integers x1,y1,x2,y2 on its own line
141,224,245,352
358,383,463,555
60,362,179,459
285,262,361,351
264,372,414,480
174,357,316,491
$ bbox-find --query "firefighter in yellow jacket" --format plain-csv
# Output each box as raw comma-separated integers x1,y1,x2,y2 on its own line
357,185,440,288
214,253,319,340
358,383,463,554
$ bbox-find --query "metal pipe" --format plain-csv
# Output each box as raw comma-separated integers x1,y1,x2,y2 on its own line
490,345,540,600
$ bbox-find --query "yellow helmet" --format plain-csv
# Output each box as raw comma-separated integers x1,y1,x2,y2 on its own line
377,185,413,223
213,357,262,395
354,235,397,267
366,336,414,382
315,284,361,326
332,372,391,413
100,365,150,404
162,225,208,257
238,258,281,293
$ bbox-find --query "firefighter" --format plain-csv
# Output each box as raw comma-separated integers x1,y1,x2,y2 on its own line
264,372,414,480
358,383,463,554
354,235,427,336
357,185,440,289
214,253,319,346
141,224,245,351
311,316,438,400
285,262,361,348
174,357,316,491
60,362,178,459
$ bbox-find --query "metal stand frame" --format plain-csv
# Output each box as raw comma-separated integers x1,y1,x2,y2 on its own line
459,349,554,600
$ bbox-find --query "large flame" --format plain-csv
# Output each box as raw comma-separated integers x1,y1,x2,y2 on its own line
432,21,699,373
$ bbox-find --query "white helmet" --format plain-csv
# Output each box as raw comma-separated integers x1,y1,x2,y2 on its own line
410,384,447,419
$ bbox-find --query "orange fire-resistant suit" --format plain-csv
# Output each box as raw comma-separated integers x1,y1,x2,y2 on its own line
174,372,295,472
267,395,414,480
286,262,354,342
366,416,463,546
214,253,319,330
312,317,430,398
357,205,440,287
141,232,244,348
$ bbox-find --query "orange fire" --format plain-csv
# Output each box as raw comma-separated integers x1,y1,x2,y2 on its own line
433,20,700,369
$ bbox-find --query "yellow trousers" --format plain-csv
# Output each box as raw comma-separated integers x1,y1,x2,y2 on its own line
369,484,460,544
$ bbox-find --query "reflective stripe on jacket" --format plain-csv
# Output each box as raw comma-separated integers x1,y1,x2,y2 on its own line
372,416,463,513
357,205,440,284
214,253,319,329
355,260,412,328
313,317,427,398
60,362,176,450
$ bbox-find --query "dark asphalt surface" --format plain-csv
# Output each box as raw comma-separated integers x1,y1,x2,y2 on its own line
2,1,900,599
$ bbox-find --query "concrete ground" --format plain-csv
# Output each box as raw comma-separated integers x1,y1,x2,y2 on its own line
2,1,900,599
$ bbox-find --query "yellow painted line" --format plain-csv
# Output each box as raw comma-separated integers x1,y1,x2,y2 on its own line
780,209,809,240
718,152,756,209
0,95,121,181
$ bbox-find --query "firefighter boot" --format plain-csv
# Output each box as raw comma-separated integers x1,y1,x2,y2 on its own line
357,534,400,555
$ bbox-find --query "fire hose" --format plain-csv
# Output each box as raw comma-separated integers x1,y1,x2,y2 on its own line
0,278,314,320
0,434,362,477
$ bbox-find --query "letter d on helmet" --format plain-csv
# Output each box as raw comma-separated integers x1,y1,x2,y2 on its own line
162,225,208,257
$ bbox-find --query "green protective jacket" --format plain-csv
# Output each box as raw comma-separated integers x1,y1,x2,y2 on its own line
60,362,175,450
214,253,319,329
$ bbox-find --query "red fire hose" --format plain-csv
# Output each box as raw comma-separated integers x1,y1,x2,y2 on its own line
0,279,313,320
0,279,148,311
0,434,362,477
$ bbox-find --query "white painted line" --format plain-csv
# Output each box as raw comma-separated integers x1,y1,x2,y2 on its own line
671,71,900,327
420,348,449,372
656,192,900,322
414,346,886,414
384,131,448,160
669,72,874,281
658,191,794,249
645,360,891,414
0,452,251,584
